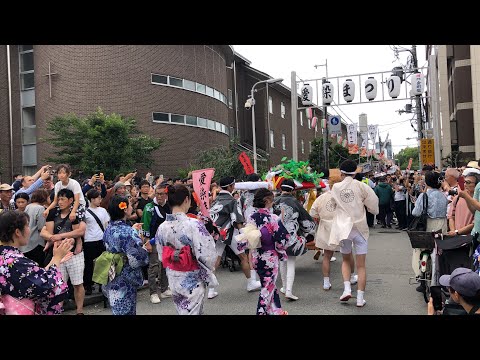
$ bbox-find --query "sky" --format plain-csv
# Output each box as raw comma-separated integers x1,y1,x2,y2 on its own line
233,45,427,157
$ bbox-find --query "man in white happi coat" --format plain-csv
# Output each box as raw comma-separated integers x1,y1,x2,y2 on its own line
328,160,379,307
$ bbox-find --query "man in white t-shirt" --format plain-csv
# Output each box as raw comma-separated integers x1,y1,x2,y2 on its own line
83,189,110,295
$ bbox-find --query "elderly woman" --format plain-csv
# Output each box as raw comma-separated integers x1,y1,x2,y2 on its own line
155,185,217,315
0,210,73,315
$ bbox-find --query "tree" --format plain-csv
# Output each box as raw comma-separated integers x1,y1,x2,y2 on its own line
309,137,366,170
183,138,269,180
442,150,462,168
396,147,419,169
44,108,163,179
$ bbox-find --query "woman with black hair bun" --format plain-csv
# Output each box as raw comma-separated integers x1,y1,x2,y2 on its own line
155,185,217,315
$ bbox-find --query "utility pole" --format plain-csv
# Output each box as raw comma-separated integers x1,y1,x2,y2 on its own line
322,77,328,169
412,45,423,169
291,71,298,161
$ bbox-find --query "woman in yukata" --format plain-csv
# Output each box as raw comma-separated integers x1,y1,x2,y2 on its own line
103,195,149,315
240,188,289,315
155,185,218,315
0,210,73,315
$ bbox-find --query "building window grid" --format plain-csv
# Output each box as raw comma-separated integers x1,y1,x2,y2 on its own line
19,47,35,91
152,112,229,136
151,73,228,107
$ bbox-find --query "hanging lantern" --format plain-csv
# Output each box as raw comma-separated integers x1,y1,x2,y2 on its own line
322,81,333,105
301,83,313,105
306,107,313,119
387,75,401,98
411,72,424,95
343,79,355,103
364,77,377,101
311,116,317,128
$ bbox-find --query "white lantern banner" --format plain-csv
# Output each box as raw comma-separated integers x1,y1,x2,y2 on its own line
301,83,313,105
364,77,377,101
347,124,358,145
311,116,317,128
343,79,355,103
328,115,342,135
306,107,313,119
387,75,401,98
411,72,424,96
322,81,333,105
367,125,377,141
361,132,368,148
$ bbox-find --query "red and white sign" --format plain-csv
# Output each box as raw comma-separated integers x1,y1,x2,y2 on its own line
192,168,215,218
238,152,254,175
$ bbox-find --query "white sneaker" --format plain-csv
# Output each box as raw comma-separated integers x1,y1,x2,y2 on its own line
150,294,161,304
330,256,336,262
340,291,352,302
357,299,366,307
323,282,332,291
247,280,262,292
142,280,149,286
285,292,299,301
207,288,218,299
160,289,173,298
279,287,285,294
350,274,358,285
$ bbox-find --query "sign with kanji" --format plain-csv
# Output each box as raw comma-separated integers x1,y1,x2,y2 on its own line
238,152,254,175
420,139,435,165
192,168,215,218
347,124,358,145
367,125,377,141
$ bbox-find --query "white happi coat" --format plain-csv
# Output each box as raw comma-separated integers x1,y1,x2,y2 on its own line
328,176,379,247
309,192,338,251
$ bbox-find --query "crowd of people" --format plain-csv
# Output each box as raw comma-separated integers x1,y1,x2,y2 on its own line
1,156,480,316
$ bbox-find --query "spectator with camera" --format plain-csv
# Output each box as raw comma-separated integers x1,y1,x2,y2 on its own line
82,172,107,199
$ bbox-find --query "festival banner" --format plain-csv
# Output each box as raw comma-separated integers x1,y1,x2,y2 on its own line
192,168,215,218
238,151,254,175
347,124,358,145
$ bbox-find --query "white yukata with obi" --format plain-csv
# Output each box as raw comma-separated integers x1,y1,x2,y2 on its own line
328,176,379,249
309,192,339,252
155,213,218,315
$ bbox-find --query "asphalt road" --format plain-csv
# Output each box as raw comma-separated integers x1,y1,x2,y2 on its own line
66,227,427,315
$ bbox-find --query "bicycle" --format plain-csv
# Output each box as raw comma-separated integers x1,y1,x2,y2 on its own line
407,230,436,303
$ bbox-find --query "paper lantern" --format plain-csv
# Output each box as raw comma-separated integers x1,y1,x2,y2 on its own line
343,79,355,103
311,117,317,128
411,72,424,95
364,77,377,101
387,75,401,98
306,107,313,119
301,83,313,105
322,81,333,105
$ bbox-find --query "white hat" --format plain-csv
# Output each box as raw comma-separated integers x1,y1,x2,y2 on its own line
462,168,480,177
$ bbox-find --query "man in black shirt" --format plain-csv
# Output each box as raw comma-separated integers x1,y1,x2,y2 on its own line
41,188,86,315
136,180,153,219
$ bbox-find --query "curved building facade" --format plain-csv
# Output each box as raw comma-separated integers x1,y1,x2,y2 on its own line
26,45,234,177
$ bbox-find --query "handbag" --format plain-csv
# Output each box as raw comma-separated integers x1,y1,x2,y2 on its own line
162,243,200,272
408,192,428,231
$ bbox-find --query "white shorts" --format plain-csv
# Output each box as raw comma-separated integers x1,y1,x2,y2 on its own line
58,251,85,286
339,227,368,255
215,229,244,257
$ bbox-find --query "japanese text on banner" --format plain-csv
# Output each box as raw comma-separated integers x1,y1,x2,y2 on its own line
192,168,215,218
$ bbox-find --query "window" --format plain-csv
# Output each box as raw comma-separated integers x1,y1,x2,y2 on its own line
21,73,34,90
22,144,37,166
215,122,222,132
301,139,305,154
169,76,183,87
19,45,33,52
151,74,167,84
22,127,37,145
198,117,207,127
282,134,286,150
196,83,206,94
205,86,214,97
228,89,233,108
171,114,185,124
207,119,215,130
270,130,274,148
186,115,197,126
300,111,303,126
184,79,196,91
20,51,34,72
153,112,169,122
269,96,273,114
281,102,285,118
213,89,220,100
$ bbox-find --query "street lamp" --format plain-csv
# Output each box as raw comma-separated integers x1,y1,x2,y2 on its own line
247,77,283,173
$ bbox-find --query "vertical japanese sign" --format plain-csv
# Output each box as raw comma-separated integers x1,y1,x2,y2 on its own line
192,168,215,218
361,132,368,148
367,125,378,142
347,124,358,145
420,139,435,165
238,152,254,175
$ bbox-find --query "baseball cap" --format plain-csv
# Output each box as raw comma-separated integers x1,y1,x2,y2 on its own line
439,267,480,297
0,184,13,191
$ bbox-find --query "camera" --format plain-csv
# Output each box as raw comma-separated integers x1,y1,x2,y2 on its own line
244,97,254,110
448,188,458,196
